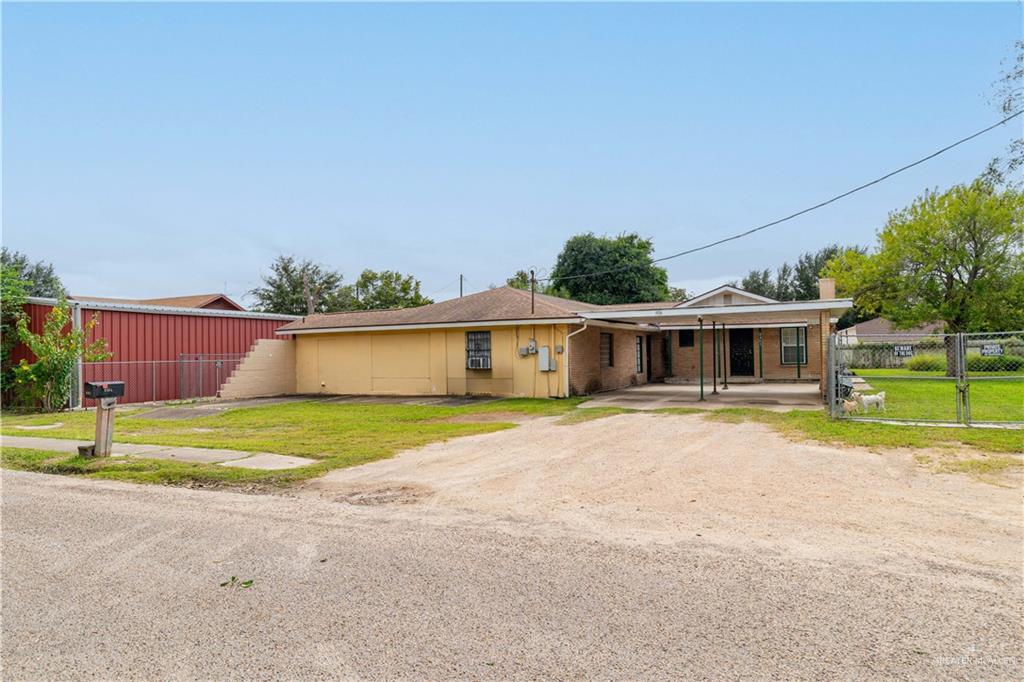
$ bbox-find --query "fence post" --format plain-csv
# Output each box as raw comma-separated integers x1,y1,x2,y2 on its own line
823,333,831,413
959,333,971,425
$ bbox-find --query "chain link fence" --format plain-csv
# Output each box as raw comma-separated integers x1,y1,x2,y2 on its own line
77,354,245,407
827,331,1023,426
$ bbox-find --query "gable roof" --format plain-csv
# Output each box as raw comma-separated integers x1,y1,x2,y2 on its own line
71,293,245,311
850,318,944,337
677,285,777,307
276,286,592,333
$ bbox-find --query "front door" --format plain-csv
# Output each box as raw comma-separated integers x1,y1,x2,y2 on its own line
729,328,754,376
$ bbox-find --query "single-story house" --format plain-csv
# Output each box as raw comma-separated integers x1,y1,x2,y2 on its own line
268,279,852,399
836,317,944,345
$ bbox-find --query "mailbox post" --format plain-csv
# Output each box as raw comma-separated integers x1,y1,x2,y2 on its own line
80,381,125,457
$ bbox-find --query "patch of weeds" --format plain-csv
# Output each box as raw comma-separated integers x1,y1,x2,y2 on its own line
941,455,1023,476
219,576,254,589
555,407,632,425
652,407,707,416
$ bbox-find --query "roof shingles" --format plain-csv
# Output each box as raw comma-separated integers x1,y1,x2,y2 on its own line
277,287,591,332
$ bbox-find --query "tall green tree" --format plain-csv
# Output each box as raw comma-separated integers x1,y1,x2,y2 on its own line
548,232,669,305
826,180,1024,373
350,269,432,310
984,40,1023,184
741,244,861,301
505,270,531,290
1,264,30,396
0,248,65,298
248,256,348,315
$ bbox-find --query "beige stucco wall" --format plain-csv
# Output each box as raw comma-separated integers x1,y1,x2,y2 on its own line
219,338,297,399
295,324,569,398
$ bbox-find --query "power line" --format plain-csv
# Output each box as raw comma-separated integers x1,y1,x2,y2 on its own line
539,110,1022,284
428,274,460,296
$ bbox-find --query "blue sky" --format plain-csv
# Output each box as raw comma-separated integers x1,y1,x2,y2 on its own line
3,2,1020,304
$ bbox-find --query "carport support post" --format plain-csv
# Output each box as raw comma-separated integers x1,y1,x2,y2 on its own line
796,326,802,380
711,322,718,394
757,328,764,381
721,323,729,390
698,318,705,400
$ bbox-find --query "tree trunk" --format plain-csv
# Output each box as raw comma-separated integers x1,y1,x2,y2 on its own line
944,334,958,378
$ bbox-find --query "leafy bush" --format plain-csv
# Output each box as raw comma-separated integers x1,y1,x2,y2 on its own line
904,355,946,372
13,299,111,411
966,354,1024,372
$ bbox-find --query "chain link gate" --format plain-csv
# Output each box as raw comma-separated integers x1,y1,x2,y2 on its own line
828,330,1024,427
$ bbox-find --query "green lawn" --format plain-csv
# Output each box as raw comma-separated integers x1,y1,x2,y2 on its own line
850,370,1023,423
1,398,588,488
3,394,1020,490
687,408,1024,455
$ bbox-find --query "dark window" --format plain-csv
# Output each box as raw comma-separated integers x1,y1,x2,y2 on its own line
780,327,807,365
636,336,643,374
466,331,492,369
678,329,694,347
600,333,614,368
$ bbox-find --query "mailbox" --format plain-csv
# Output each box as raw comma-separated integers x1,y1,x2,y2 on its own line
84,381,125,399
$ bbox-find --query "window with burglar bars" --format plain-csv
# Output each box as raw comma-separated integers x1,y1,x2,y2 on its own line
600,333,614,368
781,327,806,365
635,336,643,374
466,331,492,369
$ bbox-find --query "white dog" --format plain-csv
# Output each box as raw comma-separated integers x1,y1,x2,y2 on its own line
855,391,886,412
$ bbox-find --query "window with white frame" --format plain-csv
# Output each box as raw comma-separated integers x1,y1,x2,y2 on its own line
466,331,492,369
780,327,807,365
600,333,614,368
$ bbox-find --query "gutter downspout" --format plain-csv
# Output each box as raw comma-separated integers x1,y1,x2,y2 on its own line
565,321,589,398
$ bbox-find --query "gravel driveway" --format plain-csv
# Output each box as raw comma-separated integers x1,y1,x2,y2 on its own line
2,413,1021,679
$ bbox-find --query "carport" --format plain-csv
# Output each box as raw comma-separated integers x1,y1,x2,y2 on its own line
575,290,854,404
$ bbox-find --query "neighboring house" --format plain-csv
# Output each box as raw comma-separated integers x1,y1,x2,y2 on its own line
14,294,296,406
271,280,852,398
837,317,944,345
68,293,246,311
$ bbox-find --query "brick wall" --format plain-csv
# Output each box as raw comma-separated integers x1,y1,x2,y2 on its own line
568,325,655,395
667,325,823,382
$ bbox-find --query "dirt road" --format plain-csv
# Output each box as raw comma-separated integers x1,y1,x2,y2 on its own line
3,468,1022,679
3,413,1021,679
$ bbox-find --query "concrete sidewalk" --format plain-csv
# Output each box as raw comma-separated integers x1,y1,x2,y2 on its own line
0,435,315,470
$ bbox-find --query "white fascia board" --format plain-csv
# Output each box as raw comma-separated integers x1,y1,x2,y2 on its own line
579,299,853,321
25,296,299,322
278,317,583,335
586,319,660,331
661,322,809,330
679,284,777,307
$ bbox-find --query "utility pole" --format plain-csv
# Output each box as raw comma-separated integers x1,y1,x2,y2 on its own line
459,274,464,298
530,269,536,315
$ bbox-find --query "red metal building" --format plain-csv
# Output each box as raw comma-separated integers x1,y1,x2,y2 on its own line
15,296,296,407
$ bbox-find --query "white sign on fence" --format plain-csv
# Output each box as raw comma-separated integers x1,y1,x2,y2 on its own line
980,344,1004,357
893,344,914,358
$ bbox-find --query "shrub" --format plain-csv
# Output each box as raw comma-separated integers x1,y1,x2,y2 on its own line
13,299,111,411
904,355,946,372
966,354,1024,372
